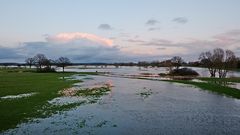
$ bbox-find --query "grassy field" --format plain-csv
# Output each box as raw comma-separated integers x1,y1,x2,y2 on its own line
0,68,81,132
200,77,240,83
1,67,239,132
165,77,240,99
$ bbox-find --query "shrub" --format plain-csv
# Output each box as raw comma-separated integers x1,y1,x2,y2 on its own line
169,68,199,76
36,67,56,73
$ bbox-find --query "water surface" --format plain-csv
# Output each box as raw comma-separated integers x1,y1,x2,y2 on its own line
3,75,240,135
64,66,240,77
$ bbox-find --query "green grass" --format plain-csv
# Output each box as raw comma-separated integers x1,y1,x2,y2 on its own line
200,77,240,83
76,87,110,97
165,79,240,99
0,69,80,132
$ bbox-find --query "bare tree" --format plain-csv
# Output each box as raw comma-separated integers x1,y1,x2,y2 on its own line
33,54,48,70
171,56,184,70
236,57,240,69
25,57,35,68
162,59,174,73
199,51,217,77
213,48,225,78
45,59,55,69
56,57,71,72
199,48,237,78
219,50,236,78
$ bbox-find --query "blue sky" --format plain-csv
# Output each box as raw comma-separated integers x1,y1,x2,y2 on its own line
0,0,240,62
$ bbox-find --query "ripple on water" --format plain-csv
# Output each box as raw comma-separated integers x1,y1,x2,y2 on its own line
3,75,240,135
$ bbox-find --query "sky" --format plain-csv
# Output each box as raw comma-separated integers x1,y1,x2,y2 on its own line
0,0,240,63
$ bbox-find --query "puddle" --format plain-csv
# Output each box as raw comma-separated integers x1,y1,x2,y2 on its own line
191,79,207,83
0,92,37,100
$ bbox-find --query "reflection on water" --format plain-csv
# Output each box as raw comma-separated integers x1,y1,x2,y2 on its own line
228,83,240,90
63,66,240,78
3,75,240,135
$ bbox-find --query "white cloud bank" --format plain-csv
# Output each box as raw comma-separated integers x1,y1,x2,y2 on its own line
46,32,113,46
0,30,240,63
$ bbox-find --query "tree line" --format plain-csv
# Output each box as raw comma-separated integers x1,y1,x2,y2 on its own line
199,48,237,78
25,54,71,72
114,48,239,78
23,48,239,78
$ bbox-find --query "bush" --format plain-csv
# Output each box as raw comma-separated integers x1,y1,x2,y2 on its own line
158,73,168,76
169,68,199,76
36,67,56,73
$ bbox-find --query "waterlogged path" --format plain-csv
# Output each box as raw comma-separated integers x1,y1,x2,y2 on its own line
3,75,240,135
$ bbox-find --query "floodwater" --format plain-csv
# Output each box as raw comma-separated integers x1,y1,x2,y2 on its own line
3,73,240,135
64,66,240,78
0,92,37,100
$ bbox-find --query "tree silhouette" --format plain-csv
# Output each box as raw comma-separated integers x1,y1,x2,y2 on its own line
56,57,71,72
33,54,47,70
25,57,35,68
199,48,237,78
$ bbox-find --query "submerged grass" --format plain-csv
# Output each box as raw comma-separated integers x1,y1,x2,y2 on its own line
74,72,101,75
165,79,240,99
0,69,81,132
137,87,153,99
200,77,240,83
137,74,240,99
76,87,110,97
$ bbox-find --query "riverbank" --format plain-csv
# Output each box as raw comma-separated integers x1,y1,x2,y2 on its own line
0,69,81,132
1,67,240,132
164,77,240,99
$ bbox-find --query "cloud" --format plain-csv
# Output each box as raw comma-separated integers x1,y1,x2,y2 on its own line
157,47,166,50
213,29,240,44
118,32,130,38
46,32,113,47
138,39,173,46
20,33,121,62
125,39,146,43
173,17,188,24
146,19,159,26
1,30,240,63
0,32,125,63
148,27,161,31
0,46,24,62
98,24,113,30
126,29,240,60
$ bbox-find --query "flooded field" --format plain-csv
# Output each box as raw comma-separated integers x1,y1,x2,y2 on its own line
64,66,240,78
3,71,240,135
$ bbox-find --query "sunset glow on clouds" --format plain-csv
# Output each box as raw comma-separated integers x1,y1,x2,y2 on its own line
0,0,240,62
121,46,188,56
1,29,240,63
46,32,113,47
